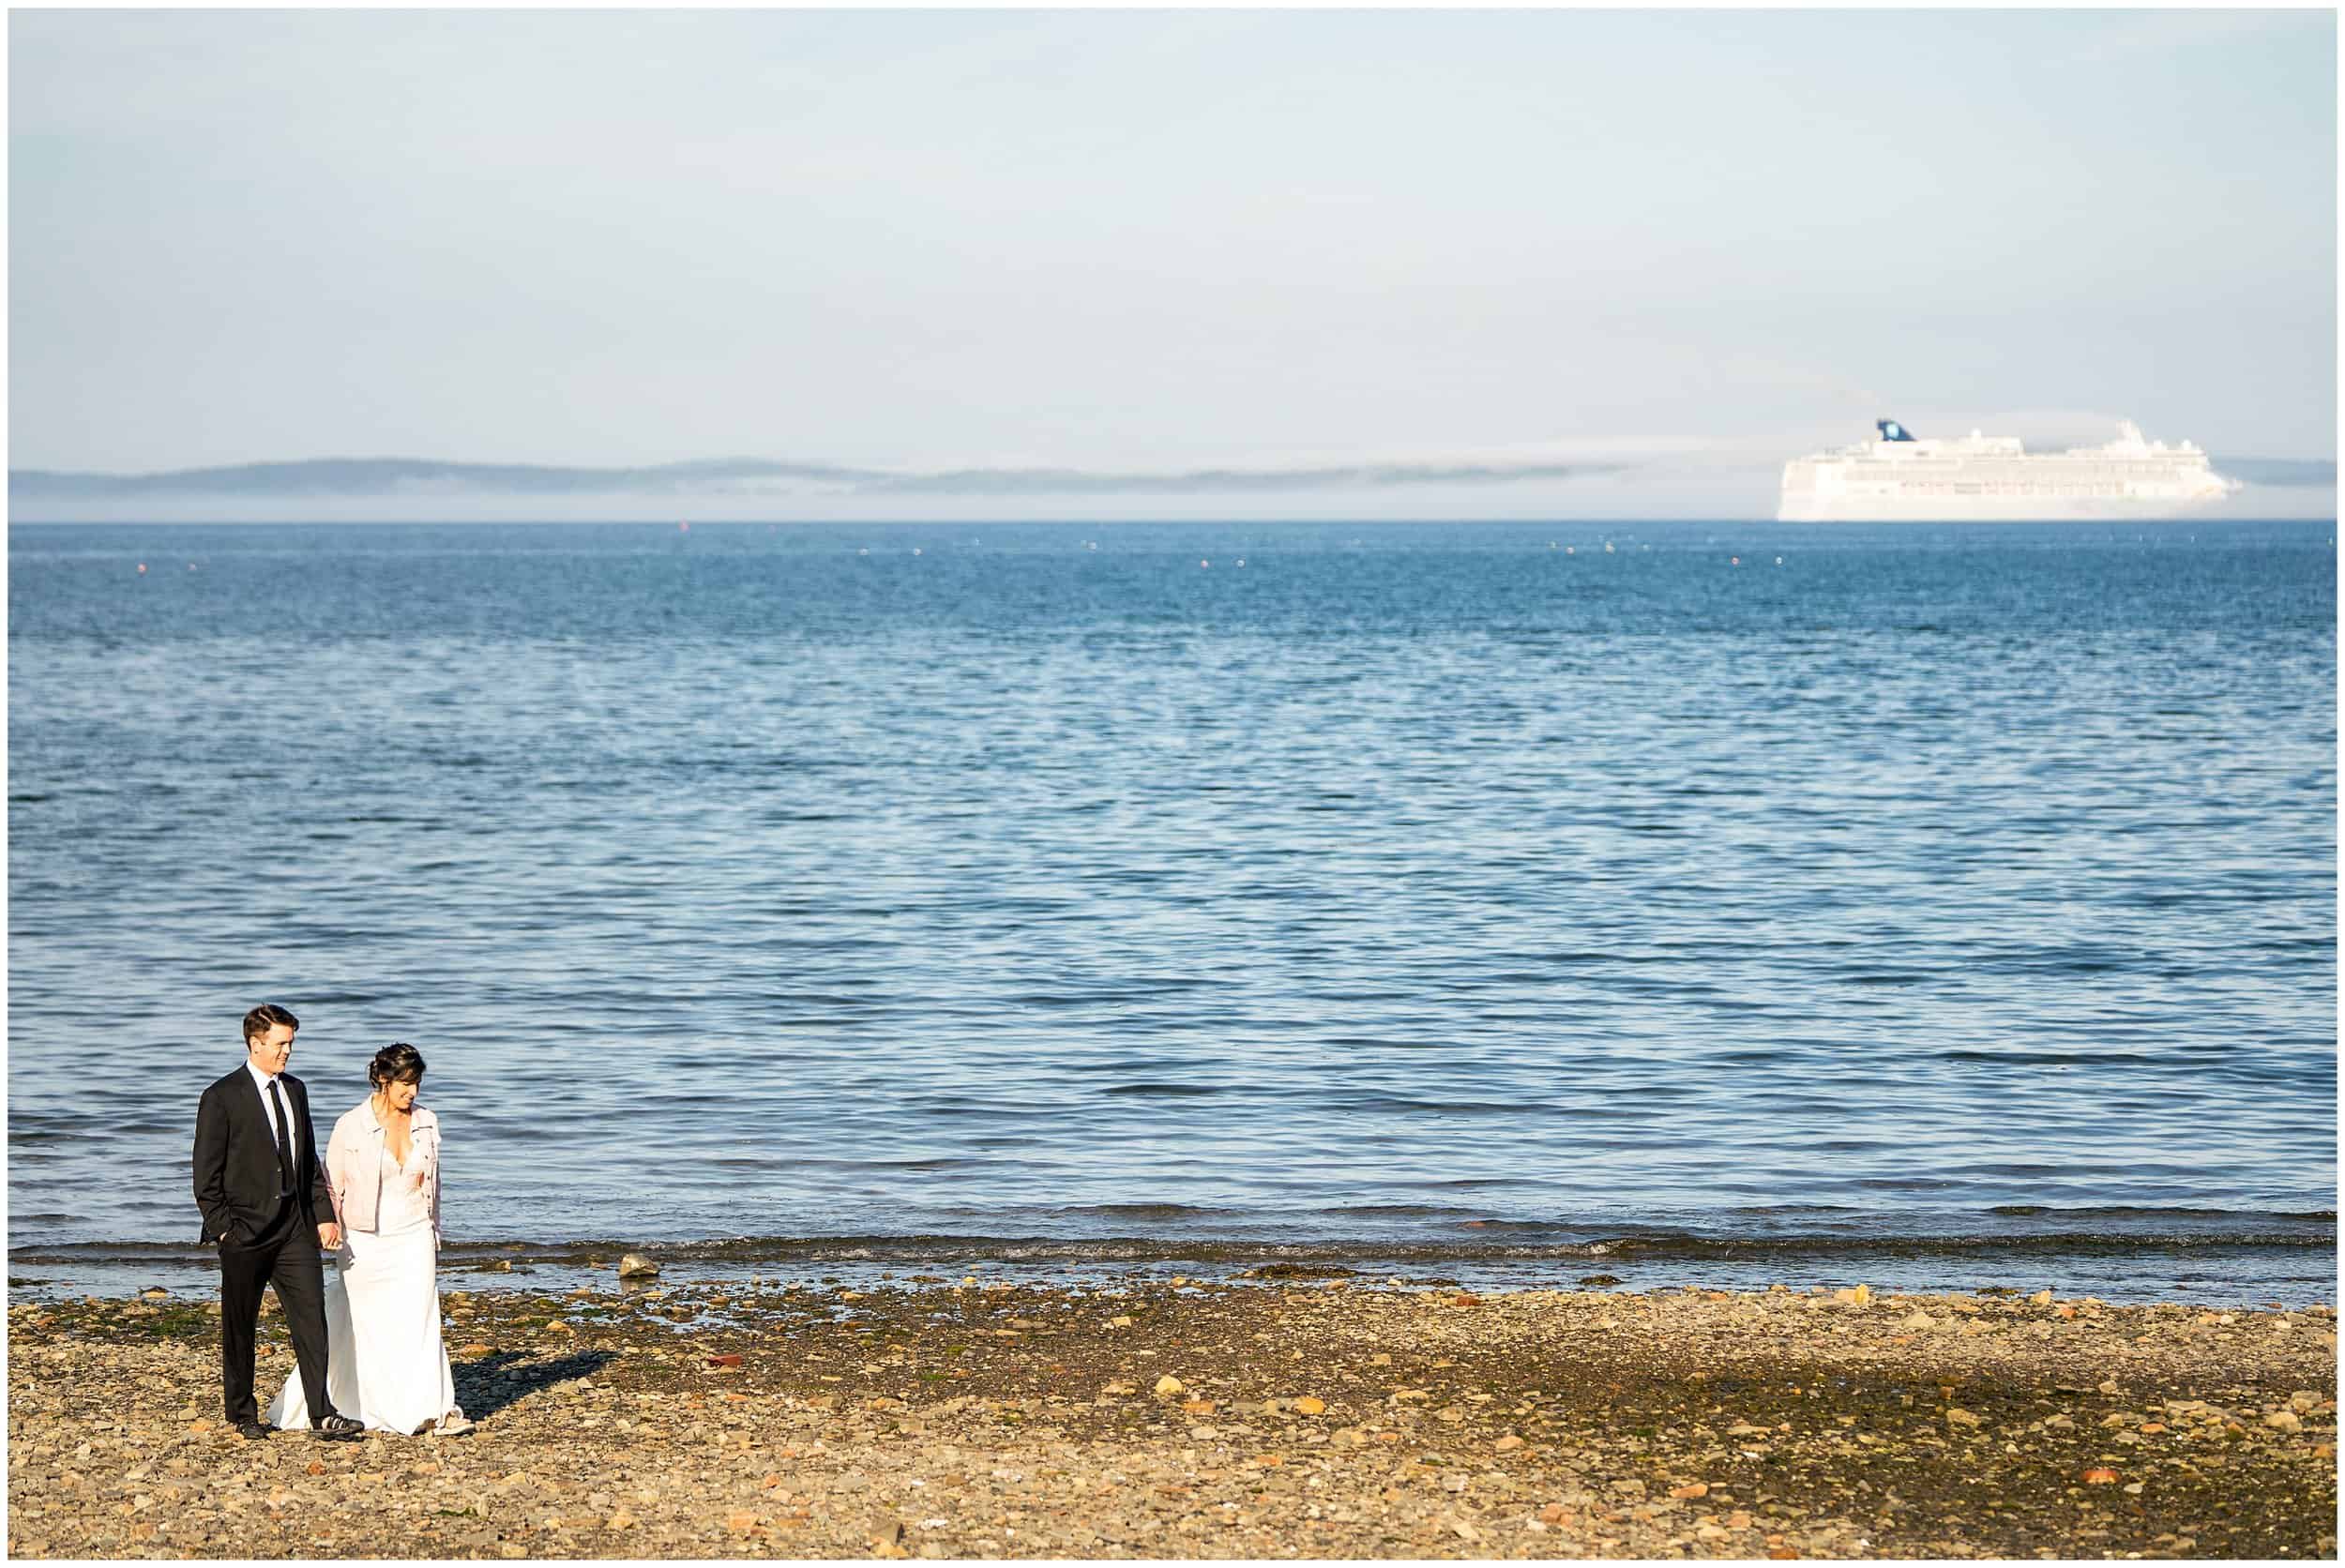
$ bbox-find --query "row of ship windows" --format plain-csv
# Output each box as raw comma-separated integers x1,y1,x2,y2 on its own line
1847,465,2195,480
1853,483,2132,497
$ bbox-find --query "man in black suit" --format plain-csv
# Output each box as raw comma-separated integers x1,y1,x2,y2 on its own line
191,1003,362,1440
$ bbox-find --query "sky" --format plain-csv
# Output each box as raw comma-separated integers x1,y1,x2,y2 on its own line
8,8,2337,520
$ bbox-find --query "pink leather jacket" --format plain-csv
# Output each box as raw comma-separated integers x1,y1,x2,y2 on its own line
325,1099,442,1241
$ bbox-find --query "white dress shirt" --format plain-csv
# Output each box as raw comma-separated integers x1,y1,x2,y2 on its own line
245,1062,298,1168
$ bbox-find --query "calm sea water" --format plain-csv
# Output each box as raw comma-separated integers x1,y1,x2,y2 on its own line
8,520,2337,1303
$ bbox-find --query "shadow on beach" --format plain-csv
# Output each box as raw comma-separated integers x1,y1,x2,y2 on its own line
452,1347,617,1421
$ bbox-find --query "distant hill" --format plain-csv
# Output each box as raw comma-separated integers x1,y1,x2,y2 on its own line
8,453,1632,502
2218,458,2337,488
8,457,876,500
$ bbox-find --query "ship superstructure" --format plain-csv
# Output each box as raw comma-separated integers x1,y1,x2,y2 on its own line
1778,419,2240,521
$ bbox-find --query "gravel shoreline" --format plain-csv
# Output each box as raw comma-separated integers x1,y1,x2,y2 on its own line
8,1275,2336,1559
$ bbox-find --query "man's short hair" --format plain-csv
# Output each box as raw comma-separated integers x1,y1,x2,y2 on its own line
242,1003,300,1045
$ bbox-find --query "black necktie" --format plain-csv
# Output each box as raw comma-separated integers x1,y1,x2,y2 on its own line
266,1079,295,1195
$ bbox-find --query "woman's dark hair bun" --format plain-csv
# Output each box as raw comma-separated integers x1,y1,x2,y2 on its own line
369,1042,427,1089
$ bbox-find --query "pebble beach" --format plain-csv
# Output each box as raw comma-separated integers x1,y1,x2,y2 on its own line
7,1273,2336,1560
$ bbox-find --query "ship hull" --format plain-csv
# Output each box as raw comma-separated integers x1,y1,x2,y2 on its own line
1777,494,2235,522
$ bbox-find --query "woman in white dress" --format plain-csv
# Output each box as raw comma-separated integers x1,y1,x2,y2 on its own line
268,1043,470,1436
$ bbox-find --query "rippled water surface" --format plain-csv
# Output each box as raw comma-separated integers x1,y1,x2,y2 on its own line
9,520,2336,1300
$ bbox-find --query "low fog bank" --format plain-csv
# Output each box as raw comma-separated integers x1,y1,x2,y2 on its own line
11,424,2331,523
11,472,2332,524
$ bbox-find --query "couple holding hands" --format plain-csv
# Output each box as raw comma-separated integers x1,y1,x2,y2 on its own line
191,1003,470,1440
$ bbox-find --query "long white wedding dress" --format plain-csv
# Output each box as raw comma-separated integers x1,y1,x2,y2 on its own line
267,1141,463,1434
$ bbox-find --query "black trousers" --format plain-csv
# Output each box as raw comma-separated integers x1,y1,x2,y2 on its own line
217,1200,334,1425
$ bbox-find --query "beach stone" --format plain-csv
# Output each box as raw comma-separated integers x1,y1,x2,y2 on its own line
616,1254,658,1279
1153,1376,1185,1398
1293,1396,1325,1416
2263,1410,2303,1432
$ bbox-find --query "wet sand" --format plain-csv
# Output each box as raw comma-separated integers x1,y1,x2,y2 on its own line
8,1275,2336,1559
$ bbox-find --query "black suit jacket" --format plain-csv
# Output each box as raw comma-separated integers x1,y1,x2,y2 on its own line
192,1067,333,1245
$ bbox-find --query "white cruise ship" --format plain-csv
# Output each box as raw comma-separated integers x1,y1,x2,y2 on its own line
1778,419,2241,521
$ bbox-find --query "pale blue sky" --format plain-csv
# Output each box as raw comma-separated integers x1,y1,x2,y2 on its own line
9,8,2336,518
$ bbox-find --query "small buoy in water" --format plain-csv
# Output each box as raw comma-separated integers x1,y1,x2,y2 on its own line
1235,558,1246,567
678,520,689,532
1604,541,1615,553
188,562,198,571
136,563,147,574
1200,559,1209,568
1550,541,1557,550
913,547,923,555
1730,556,1741,565
1566,546,1575,555
1775,556,1784,565
858,548,869,555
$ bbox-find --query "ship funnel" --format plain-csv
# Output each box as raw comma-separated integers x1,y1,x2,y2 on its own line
1876,419,1916,443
